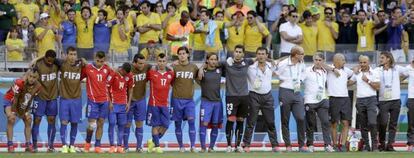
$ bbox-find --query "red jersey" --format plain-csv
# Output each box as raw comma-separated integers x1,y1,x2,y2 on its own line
4,79,25,101
108,72,134,105
147,69,174,106
82,64,112,103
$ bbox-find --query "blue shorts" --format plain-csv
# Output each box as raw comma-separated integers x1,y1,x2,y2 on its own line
86,99,109,119
3,99,11,108
170,98,195,121
200,100,223,124
146,105,170,128
59,98,82,123
109,104,127,125
32,97,58,117
127,99,146,122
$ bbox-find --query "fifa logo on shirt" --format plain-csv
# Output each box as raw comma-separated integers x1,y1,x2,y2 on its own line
176,71,194,79
41,73,57,81
134,73,146,82
63,72,81,80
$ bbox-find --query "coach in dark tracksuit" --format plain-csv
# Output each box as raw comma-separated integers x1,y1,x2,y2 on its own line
403,62,414,152
275,46,308,152
243,48,279,152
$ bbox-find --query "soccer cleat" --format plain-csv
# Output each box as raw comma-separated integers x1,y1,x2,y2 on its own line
226,146,232,153
308,145,314,153
147,139,155,153
408,145,413,152
179,147,185,153
108,146,116,153
200,148,206,153
83,143,91,153
117,146,125,153
190,147,197,153
154,147,164,153
61,145,69,153
69,145,77,153
325,145,335,152
136,148,143,153
33,147,38,153
362,145,371,152
208,148,215,153
124,148,129,153
299,147,310,153
95,147,103,153
47,148,56,153
272,146,281,152
341,145,347,152
7,146,15,153
243,146,250,153
386,144,396,152
235,146,243,153
286,146,292,152
25,145,34,153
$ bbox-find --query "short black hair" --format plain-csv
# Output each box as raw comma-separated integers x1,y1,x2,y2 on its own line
166,1,176,9
66,9,76,14
158,53,166,58
45,50,57,58
66,46,77,54
177,46,190,54
140,0,151,8
324,7,333,13
98,9,108,18
215,11,224,17
200,10,211,18
247,10,257,17
81,6,92,15
303,10,311,19
357,9,366,15
81,0,90,5
133,53,145,63
62,1,72,6
121,62,132,73
256,47,268,54
234,44,245,52
288,10,297,16
95,51,106,58
392,7,401,13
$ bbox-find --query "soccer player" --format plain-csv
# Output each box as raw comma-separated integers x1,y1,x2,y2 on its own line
59,47,85,153
171,46,199,152
221,45,254,152
82,51,112,153
303,53,334,152
348,55,380,152
124,54,151,152
31,50,59,152
243,47,280,153
275,46,308,152
403,58,414,152
327,53,353,152
146,53,174,153
107,63,134,153
4,70,41,153
376,51,405,151
196,53,223,153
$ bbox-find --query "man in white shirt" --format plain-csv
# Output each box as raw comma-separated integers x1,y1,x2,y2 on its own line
279,10,303,57
302,53,334,152
375,51,406,151
275,46,308,152
348,55,380,152
402,59,414,152
243,47,279,153
327,53,354,152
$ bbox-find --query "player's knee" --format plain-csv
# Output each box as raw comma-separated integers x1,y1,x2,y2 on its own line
125,123,131,128
97,118,105,126
135,121,143,128
88,122,97,130
34,117,42,125
227,116,236,122
7,115,16,123
61,120,69,125
236,117,244,122
202,122,209,126
47,117,56,123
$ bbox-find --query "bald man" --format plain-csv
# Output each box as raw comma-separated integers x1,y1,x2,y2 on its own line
275,46,308,152
348,55,380,152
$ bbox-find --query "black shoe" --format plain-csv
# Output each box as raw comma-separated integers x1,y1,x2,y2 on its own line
47,148,56,153
363,145,371,152
372,145,379,152
386,145,396,152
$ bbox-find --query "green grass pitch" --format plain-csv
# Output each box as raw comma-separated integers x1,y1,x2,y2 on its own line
0,152,413,158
